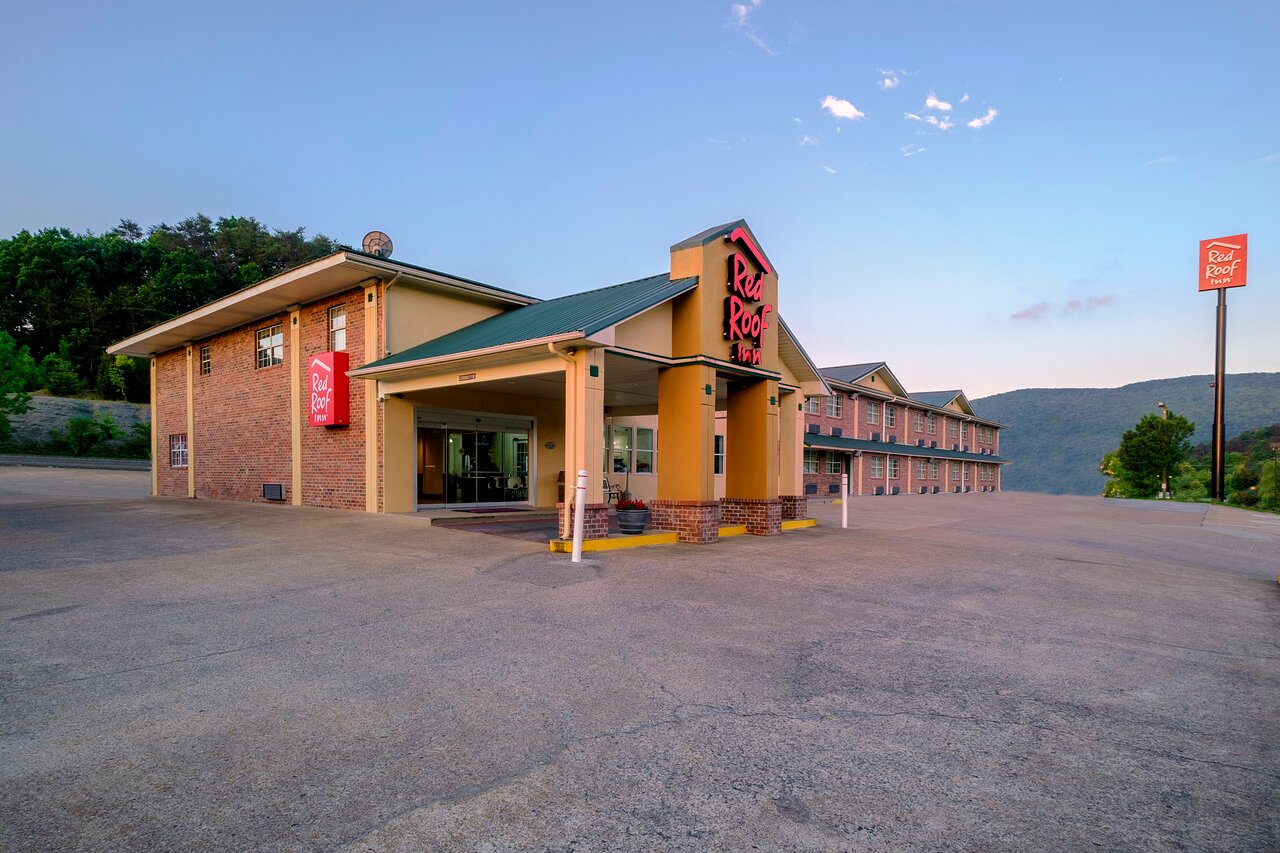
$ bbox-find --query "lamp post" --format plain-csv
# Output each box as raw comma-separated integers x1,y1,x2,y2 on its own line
1271,442,1280,505
1156,401,1170,499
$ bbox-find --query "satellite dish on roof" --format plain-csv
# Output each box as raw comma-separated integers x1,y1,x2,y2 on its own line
361,231,394,258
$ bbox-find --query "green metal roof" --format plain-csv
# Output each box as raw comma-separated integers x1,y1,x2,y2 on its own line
804,432,1007,464
362,273,698,370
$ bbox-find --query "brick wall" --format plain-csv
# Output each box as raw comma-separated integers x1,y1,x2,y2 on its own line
651,500,720,545
300,292,368,510
721,497,782,535
556,502,610,540
154,351,188,497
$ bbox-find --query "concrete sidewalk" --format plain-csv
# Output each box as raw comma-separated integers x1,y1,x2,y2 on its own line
1,471,1277,851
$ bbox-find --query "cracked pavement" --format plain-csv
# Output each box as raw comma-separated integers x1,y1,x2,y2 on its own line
1,467,1278,850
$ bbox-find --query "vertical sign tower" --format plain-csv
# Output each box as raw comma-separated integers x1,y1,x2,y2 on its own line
1197,234,1248,500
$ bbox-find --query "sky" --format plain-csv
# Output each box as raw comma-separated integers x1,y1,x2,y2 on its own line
1,0,1277,398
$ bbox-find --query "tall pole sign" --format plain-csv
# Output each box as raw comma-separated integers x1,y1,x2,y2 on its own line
1198,234,1248,500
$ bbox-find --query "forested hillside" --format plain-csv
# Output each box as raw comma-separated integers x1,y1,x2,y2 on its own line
974,373,1280,495
0,216,341,402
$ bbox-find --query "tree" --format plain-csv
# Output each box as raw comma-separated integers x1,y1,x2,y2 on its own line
1109,409,1196,498
40,341,82,396
0,330,37,441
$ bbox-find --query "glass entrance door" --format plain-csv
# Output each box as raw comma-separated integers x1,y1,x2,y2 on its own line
417,409,532,508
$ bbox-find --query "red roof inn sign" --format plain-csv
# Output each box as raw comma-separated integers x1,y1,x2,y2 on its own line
722,226,774,366
308,351,350,426
1198,233,1248,291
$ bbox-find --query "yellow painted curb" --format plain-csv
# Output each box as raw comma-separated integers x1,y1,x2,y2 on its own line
719,524,749,537
782,518,818,530
549,531,679,552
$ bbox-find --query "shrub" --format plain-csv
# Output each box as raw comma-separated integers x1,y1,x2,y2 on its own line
40,343,83,396
48,412,122,456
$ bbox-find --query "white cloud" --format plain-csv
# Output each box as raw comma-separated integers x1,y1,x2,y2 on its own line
960,93,970,104
1142,154,1176,166
924,92,953,111
821,95,865,120
967,108,998,128
924,115,954,130
822,165,838,174
904,112,922,121
793,117,802,125
1254,152,1280,163
801,135,821,146
729,1,774,54
901,145,926,157
877,68,901,90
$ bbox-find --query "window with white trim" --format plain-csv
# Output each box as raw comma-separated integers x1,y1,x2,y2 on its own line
870,455,884,478
888,457,899,479
948,420,959,439
960,422,968,440
255,323,283,369
926,413,936,435
328,305,347,352
951,461,961,479
913,412,924,432
169,434,188,468
915,459,927,479
825,453,842,474
803,449,819,474
826,396,842,418
714,434,725,475
866,401,880,425
885,406,897,428
804,397,821,414
929,459,939,479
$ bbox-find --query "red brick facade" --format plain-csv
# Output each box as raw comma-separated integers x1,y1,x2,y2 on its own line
651,500,720,544
556,502,610,540
152,288,371,510
720,497,783,536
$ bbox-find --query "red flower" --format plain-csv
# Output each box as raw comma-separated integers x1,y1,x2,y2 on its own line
616,498,647,510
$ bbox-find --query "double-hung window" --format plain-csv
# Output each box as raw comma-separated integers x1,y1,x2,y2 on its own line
888,457,900,479
255,323,283,368
634,428,655,473
866,402,880,425
913,412,924,432
199,346,211,376
929,460,939,479
169,434,188,468
927,413,936,435
804,397,821,414
915,459,927,479
826,396,842,418
714,434,726,475
949,420,959,439
803,449,819,474
825,454,842,474
870,456,884,478
885,406,897,428
328,306,347,351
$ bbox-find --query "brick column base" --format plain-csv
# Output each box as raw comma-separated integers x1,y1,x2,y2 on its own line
721,497,783,536
556,502,610,540
779,494,807,520
651,500,720,545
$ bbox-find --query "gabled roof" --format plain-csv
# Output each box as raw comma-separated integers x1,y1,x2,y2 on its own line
910,390,964,408
820,363,909,397
356,273,698,373
777,316,832,395
670,219,777,275
108,250,534,357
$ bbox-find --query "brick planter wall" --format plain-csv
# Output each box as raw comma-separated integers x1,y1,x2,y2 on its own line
556,502,610,540
779,494,807,520
720,497,783,536
651,500,720,545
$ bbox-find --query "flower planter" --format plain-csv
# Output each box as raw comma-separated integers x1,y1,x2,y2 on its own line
616,508,651,535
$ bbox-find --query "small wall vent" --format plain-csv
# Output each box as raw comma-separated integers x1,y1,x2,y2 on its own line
262,483,285,501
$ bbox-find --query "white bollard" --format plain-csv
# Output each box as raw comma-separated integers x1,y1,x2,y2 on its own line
841,472,849,529
571,469,588,563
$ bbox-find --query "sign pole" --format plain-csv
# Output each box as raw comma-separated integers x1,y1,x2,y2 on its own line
1212,288,1227,500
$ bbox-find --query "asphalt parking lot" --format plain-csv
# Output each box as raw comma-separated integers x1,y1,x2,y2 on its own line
2,467,1278,851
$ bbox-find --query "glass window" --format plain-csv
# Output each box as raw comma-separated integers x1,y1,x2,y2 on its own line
714,434,725,475
960,422,968,439
611,426,632,473
826,396,842,418
866,401,880,425
888,457,899,478
804,397,821,414
929,460,939,479
915,459,927,479
170,434,188,468
634,427,655,473
951,462,961,479
949,419,959,439
885,406,897,428
329,306,347,352
927,413,936,435
825,454,842,474
255,323,283,369
803,449,819,474
913,412,923,432
199,345,211,376
870,455,884,478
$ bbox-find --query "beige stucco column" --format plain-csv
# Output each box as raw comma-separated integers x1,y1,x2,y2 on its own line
185,343,195,498
149,356,158,496
559,347,606,539
777,391,803,497
725,378,779,500
656,363,717,502
289,306,302,506
364,283,380,512
382,395,416,513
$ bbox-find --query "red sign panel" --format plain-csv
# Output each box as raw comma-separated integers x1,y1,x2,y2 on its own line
722,227,774,366
1198,233,1248,291
308,351,350,426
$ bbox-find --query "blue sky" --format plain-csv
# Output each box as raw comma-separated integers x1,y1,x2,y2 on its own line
2,0,1277,397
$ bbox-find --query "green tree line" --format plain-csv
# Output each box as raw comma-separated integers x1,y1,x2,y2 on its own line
0,215,342,414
